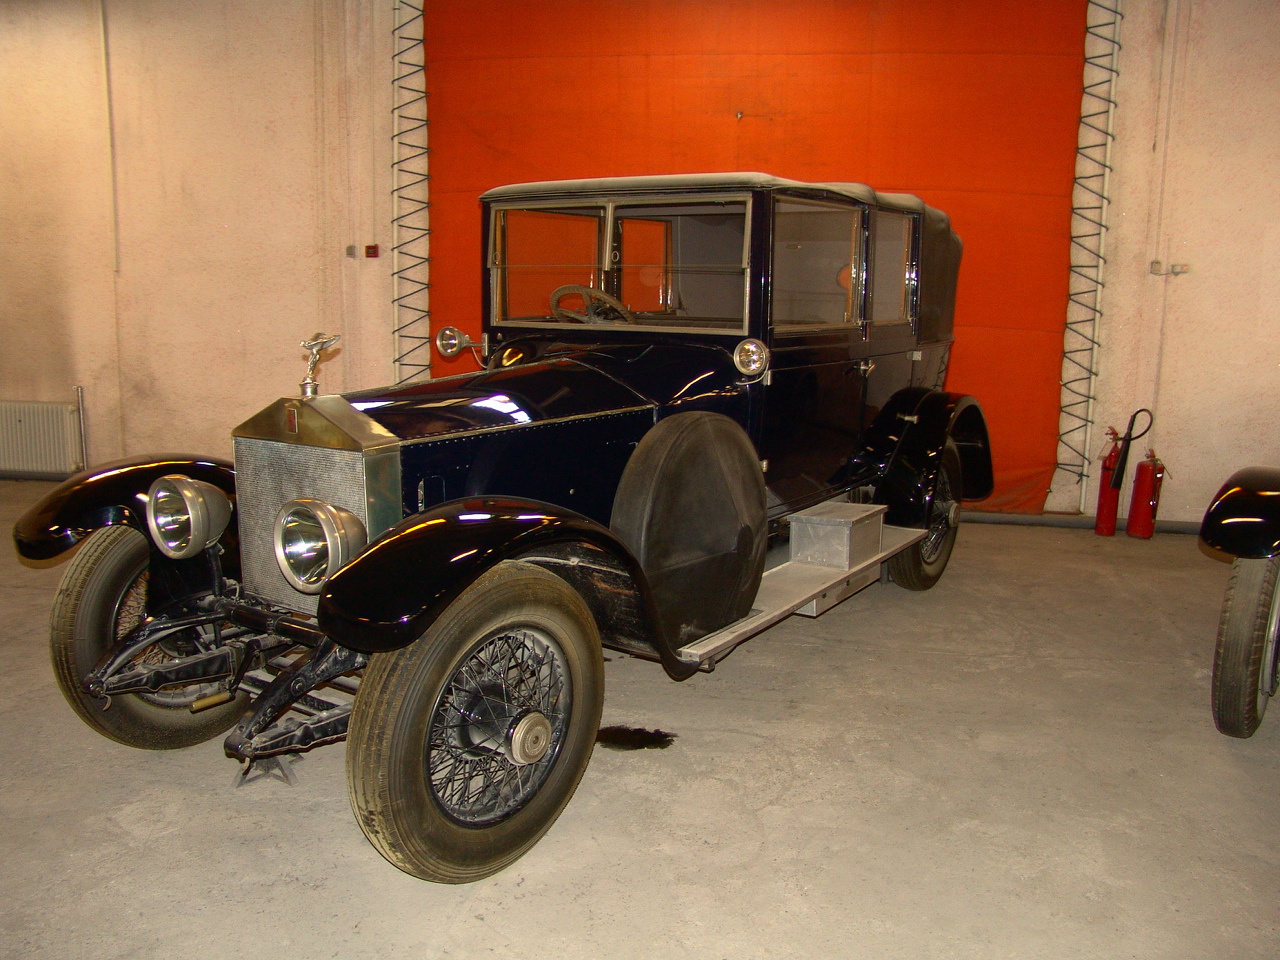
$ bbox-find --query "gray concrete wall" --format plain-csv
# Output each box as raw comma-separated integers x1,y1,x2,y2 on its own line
0,0,394,463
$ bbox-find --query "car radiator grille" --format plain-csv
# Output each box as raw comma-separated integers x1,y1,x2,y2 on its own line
233,437,371,615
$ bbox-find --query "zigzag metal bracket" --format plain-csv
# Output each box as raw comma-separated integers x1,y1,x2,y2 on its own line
1054,1,1123,509
392,1,433,384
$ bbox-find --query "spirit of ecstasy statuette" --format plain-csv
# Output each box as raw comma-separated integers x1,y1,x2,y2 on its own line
300,332,340,398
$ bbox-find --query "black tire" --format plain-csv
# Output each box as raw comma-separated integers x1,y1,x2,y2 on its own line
346,561,604,883
887,440,962,591
50,526,246,749
611,411,767,644
1211,556,1280,738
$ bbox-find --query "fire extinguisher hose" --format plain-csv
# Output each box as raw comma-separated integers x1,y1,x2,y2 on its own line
1109,408,1154,491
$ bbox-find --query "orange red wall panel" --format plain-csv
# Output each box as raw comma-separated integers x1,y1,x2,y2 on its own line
423,0,1086,512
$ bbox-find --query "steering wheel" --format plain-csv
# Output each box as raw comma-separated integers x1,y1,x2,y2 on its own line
550,284,637,325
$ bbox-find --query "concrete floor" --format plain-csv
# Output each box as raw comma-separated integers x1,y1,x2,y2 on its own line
2,478,1278,960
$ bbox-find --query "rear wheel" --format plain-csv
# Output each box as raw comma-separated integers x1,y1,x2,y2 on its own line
346,561,603,883
50,526,245,749
1212,556,1280,738
887,440,962,591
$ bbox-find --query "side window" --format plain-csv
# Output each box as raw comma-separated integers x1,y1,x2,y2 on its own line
869,210,916,326
772,200,864,329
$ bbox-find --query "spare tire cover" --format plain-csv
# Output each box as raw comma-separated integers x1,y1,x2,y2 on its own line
610,411,767,647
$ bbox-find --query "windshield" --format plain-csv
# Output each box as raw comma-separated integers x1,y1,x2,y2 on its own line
491,198,749,333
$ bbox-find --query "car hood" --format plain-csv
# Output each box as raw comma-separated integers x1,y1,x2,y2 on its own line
341,341,741,442
560,341,743,407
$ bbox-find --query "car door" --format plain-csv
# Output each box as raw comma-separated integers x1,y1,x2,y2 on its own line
862,207,921,426
760,196,871,515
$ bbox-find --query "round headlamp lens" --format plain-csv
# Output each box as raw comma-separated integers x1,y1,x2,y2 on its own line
273,499,367,594
435,326,466,359
150,480,193,555
734,338,769,377
146,475,232,560
279,505,330,587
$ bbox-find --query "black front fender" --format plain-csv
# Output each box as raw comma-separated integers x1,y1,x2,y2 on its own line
12,454,235,561
855,390,993,527
1200,467,1280,559
317,496,692,676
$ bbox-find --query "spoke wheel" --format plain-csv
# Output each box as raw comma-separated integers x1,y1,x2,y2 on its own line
50,526,245,749
887,440,962,591
347,561,603,883
1212,556,1280,738
428,626,570,825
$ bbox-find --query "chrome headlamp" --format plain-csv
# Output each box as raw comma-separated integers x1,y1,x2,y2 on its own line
435,325,478,359
146,475,233,560
733,338,769,377
273,499,367,594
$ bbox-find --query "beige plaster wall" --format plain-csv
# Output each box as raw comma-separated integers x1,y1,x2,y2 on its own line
0,0,394,464
0,0,123,456
1047,0,1280,523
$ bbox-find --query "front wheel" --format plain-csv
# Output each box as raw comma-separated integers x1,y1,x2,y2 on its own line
1211,557,1280,737
346,561,604,882
887,440,962,591
49,526,246,749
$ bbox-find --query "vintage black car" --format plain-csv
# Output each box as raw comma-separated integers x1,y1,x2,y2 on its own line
14,173,992,882
1200,467,1280,737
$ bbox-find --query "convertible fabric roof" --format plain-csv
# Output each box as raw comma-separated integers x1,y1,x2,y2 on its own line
482,172,932,215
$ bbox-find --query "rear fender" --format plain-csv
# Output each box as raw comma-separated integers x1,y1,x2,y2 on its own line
316,497,696,680
12,455,235,561
856,390,993,526
1200,467,1280,559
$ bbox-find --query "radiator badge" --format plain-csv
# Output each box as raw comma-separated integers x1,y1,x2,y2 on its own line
300,332,340,398
286,406,298,434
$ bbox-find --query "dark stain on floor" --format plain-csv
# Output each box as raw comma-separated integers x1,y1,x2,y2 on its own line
596,725,678,750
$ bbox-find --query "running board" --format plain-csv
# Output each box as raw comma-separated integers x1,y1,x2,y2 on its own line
676,503,925,667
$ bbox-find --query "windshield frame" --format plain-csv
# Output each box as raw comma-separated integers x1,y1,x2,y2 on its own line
487,192,754,337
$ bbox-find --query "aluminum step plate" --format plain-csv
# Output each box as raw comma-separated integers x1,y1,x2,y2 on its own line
676,523,925,666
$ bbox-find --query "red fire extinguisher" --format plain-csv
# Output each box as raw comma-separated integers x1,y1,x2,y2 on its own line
1095,427,1121,536
1126,449,1166,539
1095,408,1153,537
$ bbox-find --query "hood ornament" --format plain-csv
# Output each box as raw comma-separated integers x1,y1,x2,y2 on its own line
300,332,340,398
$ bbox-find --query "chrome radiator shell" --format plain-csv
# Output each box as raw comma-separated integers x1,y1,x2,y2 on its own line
232,396,402,614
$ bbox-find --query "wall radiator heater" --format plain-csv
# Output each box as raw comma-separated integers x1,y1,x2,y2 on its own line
0,389,87,480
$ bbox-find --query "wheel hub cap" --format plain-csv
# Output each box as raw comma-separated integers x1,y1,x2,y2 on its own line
508,711,552,765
